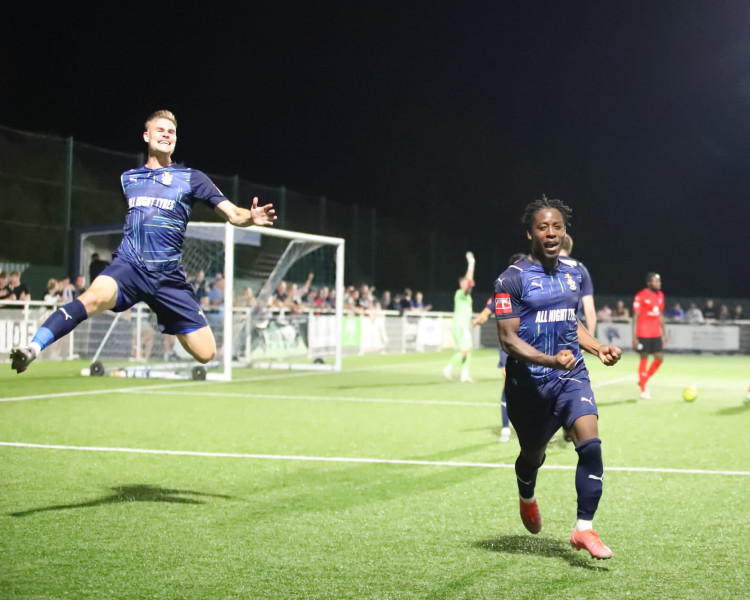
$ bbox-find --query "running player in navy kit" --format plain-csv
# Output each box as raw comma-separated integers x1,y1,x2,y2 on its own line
494,196,621,559
10,110,277,373
472,253,526,443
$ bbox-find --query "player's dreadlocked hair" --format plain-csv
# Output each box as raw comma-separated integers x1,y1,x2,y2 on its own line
521,194,573,231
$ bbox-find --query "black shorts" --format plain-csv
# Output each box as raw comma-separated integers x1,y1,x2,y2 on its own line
637,337,663,354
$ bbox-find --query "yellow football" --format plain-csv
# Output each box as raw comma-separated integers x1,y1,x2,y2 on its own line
683,385,698,403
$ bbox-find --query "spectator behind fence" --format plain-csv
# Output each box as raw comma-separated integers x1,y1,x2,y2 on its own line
666,303,684,321
299,272,315,301
357,284,374,311
304,288,318,308
190,270,209,306
733,304,745,321
238,286,256,308
73,274,86,298
702,298,718,320
59,277,74,303
325,288,336,310
718,304,731,321
380,290,394,311
44,279,62,304
317,286,330,309
685,303,704,324
6,271,30,301
596,305,613,323
89,253,110,282
413,291,432,312
272,280,289,308
208,273,225,311
399,288,415,313
612,299,629,320
0,270,9,299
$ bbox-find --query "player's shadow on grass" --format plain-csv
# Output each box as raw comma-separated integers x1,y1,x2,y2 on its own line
714,399,750,416
474,535,609,571
9,484,232,517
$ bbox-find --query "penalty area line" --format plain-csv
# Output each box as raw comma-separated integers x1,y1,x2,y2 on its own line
1,441,748,477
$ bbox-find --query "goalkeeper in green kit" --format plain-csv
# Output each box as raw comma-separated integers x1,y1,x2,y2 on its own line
443,251,476,383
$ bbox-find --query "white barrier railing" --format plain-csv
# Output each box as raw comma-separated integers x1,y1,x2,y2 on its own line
0,299,76,361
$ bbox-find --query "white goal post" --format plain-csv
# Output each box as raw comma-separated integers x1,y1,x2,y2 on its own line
78,222,345,381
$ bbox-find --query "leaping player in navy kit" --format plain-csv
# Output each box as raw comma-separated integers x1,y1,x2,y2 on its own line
494,196,622,559
10,110,277,373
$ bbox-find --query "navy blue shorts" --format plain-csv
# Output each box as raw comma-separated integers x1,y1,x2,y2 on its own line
504,359,598,450
100,257,208,335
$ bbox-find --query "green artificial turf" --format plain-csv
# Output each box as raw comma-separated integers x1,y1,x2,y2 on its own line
1,351,748,599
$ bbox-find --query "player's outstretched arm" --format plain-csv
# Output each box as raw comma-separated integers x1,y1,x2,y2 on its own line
215,197,277,227
465,252,475,282
472,307,492,327
582,294,597,336
577,320,622,366
498,317,576,370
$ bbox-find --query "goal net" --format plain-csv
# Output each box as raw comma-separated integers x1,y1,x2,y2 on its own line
77,222,345,381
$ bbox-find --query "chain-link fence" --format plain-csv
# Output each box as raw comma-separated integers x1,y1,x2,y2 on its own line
6,124,745,316
1,123,510,311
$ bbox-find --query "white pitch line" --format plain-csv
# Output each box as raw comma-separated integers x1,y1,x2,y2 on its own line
142,390,499,408
0,357,449,404
1,441,748,477
0,356,633,405
0,370,319,403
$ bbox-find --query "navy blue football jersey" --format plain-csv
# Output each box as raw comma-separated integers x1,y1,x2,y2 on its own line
116,165,227,271
494,257,585,381
559,255,593,323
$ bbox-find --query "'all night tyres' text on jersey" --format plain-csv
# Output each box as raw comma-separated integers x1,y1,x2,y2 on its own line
117,165,227,271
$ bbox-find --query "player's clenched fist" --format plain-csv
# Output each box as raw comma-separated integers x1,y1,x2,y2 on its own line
597,345,622,366
552,349,577,371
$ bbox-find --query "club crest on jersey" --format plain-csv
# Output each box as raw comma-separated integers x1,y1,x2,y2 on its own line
564,273,577,291
495,293,512,315
161,172,173,186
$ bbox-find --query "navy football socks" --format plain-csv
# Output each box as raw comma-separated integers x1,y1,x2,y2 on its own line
515,452,545,499
31,299,88,352
575,437,603,520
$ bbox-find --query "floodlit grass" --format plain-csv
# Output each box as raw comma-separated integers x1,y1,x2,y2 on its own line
1,350,749,599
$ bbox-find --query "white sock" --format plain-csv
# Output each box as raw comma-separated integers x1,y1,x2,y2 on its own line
520,495,536,504
575,519,593,531
29,342,41,356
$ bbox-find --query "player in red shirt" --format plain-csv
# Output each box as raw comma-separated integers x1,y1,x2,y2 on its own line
632,272,668,399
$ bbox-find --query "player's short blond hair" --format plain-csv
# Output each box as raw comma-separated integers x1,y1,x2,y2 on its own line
562,234,574,254
145,110,177,130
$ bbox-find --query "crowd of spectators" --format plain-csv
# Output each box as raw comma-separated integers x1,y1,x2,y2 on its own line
183,269,436,318
2,264,747,326
0,269,86,305
672,299,744,324
594,296,745,325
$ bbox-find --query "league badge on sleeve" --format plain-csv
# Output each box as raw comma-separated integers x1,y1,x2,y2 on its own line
495,293,512,315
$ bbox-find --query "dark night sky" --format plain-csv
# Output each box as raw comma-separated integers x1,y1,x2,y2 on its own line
3,1,750,298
